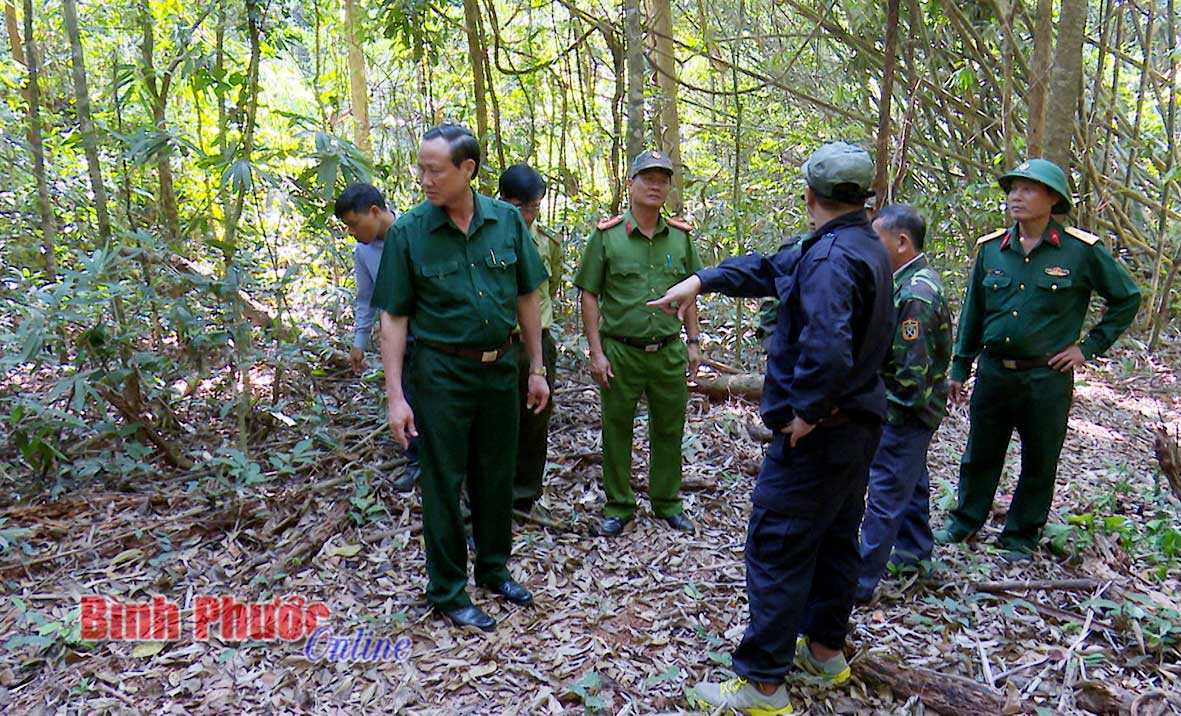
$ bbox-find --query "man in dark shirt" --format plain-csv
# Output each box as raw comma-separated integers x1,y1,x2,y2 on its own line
371,125,550,632
653,143,894,714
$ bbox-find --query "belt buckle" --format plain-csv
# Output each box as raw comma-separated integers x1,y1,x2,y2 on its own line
1002,358,1017,370
481,350,498,363
644,343,660,352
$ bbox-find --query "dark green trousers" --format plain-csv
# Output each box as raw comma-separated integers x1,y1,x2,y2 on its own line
512,330,557,511
408,344,518,611
946,354,1073,550
600,337,688,519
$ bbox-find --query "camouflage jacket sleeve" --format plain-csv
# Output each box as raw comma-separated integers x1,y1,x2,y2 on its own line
885,293,952,426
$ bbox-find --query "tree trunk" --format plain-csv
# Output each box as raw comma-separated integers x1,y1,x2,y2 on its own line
343,0,371,158
62,0,112,243
1044,0,1087,170
1026,0,1054,157
20,0,56,279
139,0,180,241
461,0,490,188
624,0,645,165
872,0,900,205
650,0,683,212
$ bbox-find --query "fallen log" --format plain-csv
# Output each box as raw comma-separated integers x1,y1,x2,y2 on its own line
93,383,194,469
971,578,1103,594
690,373,764,401
167,254,274,329
1152,423,1180,501
855,653,1012,716
266,501,350,581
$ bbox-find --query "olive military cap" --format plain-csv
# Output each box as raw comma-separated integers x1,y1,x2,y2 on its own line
998,158,1072,214
803,142,876,204
629,150,675,178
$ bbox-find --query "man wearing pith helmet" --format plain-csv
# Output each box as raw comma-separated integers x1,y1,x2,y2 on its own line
934,158,1141,561
653,141,895,713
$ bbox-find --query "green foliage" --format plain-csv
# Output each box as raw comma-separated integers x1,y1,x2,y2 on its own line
349,473,387,525
567,670,608,712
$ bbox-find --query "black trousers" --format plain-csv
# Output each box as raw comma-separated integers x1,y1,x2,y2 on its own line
732,419,881,683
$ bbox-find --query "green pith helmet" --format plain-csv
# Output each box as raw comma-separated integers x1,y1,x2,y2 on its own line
998,158,1072,214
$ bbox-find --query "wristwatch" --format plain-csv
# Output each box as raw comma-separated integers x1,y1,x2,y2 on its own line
529,367,548,376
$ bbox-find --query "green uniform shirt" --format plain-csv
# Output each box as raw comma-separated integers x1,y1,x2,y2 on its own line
532,223,562,330
885,254,952,429
573,209,704,339
950,221,1141,382
372,191,548,347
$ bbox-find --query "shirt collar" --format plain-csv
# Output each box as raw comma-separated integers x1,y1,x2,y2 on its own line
893,252,927,280
1000,220,1062,252
623,208,667,238
424,188,495,237
805,209,870,246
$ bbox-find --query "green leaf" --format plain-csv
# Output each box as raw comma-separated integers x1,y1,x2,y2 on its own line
643,666,681,686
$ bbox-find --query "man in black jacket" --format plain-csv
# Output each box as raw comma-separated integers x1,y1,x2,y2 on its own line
653,143,894,714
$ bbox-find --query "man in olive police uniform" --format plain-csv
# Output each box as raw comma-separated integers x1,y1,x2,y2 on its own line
372,125,551,632
936,158,1140,561
856,204,951,604
653,142,894,714
498,163,563,517
574,150,703,537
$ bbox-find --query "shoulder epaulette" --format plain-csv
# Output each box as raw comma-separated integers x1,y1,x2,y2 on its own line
536,224,561,244
976,228,1007,245
666,216,692,232
1064,226,1101,246
596,215,624,231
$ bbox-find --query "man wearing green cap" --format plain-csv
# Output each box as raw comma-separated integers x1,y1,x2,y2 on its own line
935,158,1140,561
373,124,550,632
574,149,704,537
653,142,894,714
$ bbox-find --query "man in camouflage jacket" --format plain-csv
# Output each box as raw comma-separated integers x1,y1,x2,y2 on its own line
856,204,951,603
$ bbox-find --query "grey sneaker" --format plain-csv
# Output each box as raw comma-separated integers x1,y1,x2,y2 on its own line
690,676,793,715
793,636,851,685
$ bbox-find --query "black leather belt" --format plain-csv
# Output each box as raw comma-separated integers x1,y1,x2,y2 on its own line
418,334,518,363
606,334,678,352
987,351,1051,370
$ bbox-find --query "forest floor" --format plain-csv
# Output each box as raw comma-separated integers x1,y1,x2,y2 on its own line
1,339,1180,715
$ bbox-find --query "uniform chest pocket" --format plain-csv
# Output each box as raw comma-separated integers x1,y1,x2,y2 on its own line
1035,275,1073,293
485,249,517,270
981,273,1011,309
420,260,460,279
982,274,1011,290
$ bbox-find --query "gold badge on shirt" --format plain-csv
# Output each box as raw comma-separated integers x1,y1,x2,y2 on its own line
1044,266,1070,277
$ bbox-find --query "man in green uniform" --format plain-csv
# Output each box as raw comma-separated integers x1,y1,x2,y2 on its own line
574,150,703,537
936,158,1141,560
372,125,550,632
498,163,562,518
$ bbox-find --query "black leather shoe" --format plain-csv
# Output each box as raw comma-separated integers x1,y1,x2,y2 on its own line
444,605,495,632
391,463,419,493
597,516,631,537
484,578,533,606
664,513,696,534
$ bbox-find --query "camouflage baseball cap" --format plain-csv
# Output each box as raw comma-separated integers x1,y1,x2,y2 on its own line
803,142,876,203
629,150,675,178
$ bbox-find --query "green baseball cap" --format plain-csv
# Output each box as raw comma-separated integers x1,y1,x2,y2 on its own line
802,142,876,203
998,158,1072,214
629,149,675,178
